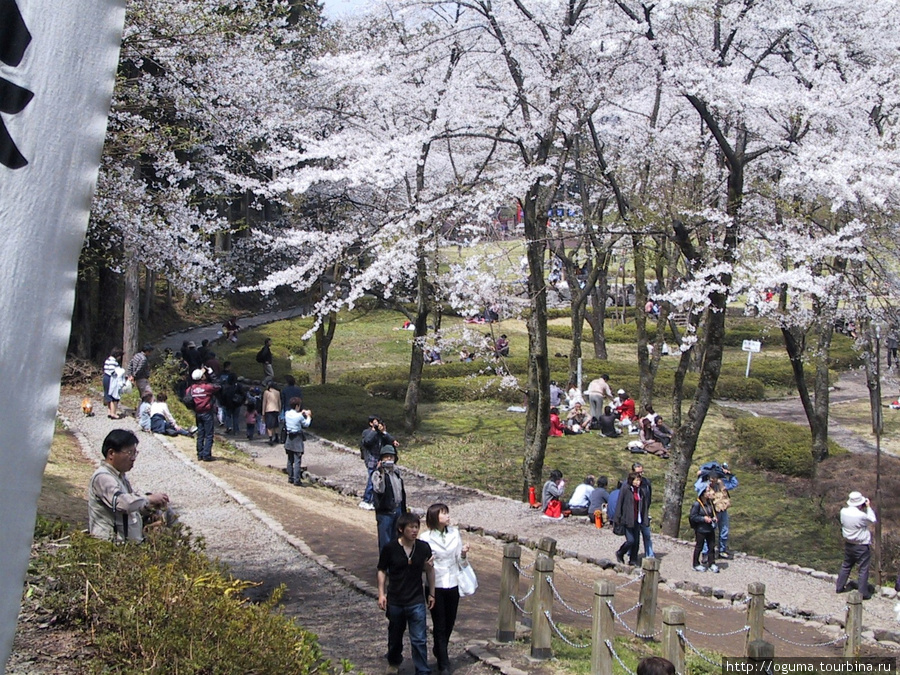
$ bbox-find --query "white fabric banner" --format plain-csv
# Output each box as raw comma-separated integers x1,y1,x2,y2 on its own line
0,0,126,666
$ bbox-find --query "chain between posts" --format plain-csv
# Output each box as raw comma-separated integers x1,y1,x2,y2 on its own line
513,561,534,579
605,640,637,675
544,611,591,648
683,625,750,637
677,593,749,610
764,628,849,647
676,629,722,668
547,576,594,615
510,585,534,615
607,601,661,639
617,573,645,589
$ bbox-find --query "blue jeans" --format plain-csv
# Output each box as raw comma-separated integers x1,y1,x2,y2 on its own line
617,524,641,564
195,411,215,459
222,406,237,434
287,450,303,484
717,510,730,552
363,465,376,504
376,507,403,552
387,603,430,675
640,522,655,558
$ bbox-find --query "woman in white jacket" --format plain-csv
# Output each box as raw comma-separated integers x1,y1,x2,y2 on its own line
420,503,469,675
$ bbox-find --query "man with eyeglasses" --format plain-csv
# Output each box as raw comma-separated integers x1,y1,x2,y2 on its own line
88,429,171,543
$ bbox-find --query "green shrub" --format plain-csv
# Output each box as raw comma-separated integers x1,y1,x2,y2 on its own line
303,384,405,436
365,377,523,404
33,527,328,674
713,376,765,400
734,417,845,477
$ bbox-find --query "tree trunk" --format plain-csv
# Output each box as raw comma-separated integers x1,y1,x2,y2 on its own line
98,264,121,359
69,269,94,359
314,312,337,385
123,254,140,361
521,188,551,501
404,238,430,433
141,267,154,322
632,237,652,411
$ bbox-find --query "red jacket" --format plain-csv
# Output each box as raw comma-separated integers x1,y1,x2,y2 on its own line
549,413,565,437
618,398,636,421
189,382,220,414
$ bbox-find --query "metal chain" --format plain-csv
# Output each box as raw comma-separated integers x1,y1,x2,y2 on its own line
684,625,750,637
863,604,895,623
676,630,722,668
555,564,601,589
618,573,645,589
547,576,594,615
606,601,662,639
513,561,535,579
605,640,637,675
510,586,534,615
763,628,848,647
618,601,642,616
545,611,591,648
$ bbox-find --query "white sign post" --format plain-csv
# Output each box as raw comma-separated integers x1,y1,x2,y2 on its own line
742,339,762,378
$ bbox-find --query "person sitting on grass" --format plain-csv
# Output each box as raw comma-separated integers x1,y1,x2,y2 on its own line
566,403,590,434
596,406,621,438
149,392,194,436
137,394,153,432
568,475,595,516
88,429,174,543
639,418,669,458
548,407,566,437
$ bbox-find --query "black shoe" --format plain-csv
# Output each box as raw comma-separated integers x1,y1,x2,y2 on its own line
615,552,625,564
836,586,849,594
201,456,216,462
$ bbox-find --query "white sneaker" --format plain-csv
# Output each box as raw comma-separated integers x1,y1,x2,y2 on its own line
358,501,375,511
709,564,720,573
693,565,707,572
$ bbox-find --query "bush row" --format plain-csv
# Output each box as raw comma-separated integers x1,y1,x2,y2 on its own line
734,416,845,477
33,525,327,674
364,377,524,404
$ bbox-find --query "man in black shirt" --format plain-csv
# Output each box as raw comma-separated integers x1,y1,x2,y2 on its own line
377,512,435,675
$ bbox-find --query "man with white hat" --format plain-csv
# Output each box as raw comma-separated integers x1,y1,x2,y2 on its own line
836,491,877,599
188,368,220,462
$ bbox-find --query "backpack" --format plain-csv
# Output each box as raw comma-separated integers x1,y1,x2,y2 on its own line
255,347,267,363
182,390,196,410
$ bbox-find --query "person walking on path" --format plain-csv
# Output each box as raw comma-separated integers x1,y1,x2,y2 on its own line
284,398,311,486
689,485,719,573
359,416,398,510
613,471,646,565
256,337,274,384
373,446,408,552
836,491,877,599
377,512,435,675
631,463,655,558
102,347,125,419
262,381,281,445
419,504,469,675
88,429,171,543
189,368,220,462
126,343,155,398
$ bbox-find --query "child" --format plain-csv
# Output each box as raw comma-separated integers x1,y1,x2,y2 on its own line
245,402,259,441
138,394,153,432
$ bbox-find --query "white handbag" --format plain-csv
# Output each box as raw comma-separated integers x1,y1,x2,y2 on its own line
457,558,478,597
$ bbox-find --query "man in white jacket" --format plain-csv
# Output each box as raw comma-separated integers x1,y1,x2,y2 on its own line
836,491,877,599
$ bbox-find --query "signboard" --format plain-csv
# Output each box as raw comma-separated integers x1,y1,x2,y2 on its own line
742,340,762,353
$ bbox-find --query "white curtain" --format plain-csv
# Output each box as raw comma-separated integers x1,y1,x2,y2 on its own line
0,0,126,666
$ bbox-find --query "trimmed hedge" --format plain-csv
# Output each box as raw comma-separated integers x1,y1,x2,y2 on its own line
365,377,523,404
734,416,845,477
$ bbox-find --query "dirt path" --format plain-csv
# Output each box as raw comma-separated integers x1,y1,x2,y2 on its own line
51,394,900,671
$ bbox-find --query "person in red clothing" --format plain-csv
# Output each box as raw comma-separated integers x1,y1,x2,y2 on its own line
615,390,637,433
548,407,566,437
189,368,221,462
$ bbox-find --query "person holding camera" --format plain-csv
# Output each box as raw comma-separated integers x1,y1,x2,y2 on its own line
837,491,877,599
188,367,220,462
359,416,398,510
284,398,311,486
372,446,407,552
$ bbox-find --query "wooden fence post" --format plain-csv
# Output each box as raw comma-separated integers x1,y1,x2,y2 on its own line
843,590,862,657
636,557,660,638
526,537,557,625
497,543,521,642
746,582,766,651
591,579,616,675
662,606,685,675
530,554,555,660
747,639,775,671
